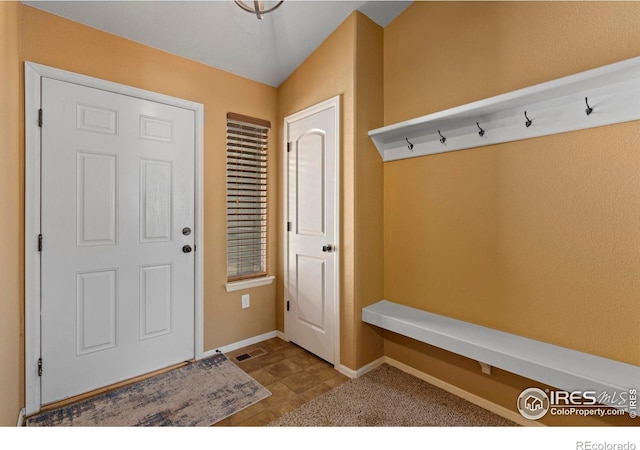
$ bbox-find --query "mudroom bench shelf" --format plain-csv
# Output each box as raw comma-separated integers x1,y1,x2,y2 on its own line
362,300,639,410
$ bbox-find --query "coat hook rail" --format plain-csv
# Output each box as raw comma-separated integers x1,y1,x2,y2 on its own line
405,138,414,151
585,97,593,116
368,55,640,162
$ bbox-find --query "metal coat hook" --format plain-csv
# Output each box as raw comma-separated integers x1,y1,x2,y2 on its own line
585,97,593,116
438,130,446,144
406,138,414,151
476,122,485,137
524,111,532,128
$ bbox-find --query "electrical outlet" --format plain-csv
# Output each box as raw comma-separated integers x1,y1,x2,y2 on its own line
241,294,250,309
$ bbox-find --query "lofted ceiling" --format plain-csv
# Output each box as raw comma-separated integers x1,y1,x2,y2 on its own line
22,0,413,87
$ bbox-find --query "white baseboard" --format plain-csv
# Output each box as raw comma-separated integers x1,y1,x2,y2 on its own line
337,365,357,379
384,357,544,427
338,356,385,379
17,408,25,427
203,330,279,358
276,330,287,341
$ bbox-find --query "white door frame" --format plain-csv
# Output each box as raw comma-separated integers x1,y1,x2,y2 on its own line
24,62,205,415
283,95,341,369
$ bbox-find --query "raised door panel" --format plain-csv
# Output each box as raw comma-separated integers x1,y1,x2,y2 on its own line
296,255,326,331
139,264,173,340
140,159,173,243
76,152,118,246
296,131,326,236
76,269,118,355
76,103,118,135
140,115,173,143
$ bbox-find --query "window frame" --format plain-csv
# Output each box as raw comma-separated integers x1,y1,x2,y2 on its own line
226,112,271,283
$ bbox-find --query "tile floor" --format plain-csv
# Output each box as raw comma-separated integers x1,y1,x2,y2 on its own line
216,337,350,426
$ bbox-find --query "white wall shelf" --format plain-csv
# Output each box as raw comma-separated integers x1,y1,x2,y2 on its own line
362,300,640,411
369,56,640,162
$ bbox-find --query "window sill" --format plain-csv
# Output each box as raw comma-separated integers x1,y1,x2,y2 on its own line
225,276,275,293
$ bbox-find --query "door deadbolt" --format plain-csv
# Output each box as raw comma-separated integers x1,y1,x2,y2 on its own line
182,245,192,253
182,227,191,236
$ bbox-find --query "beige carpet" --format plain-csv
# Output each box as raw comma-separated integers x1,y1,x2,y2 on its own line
27,354,271,426
269,364,516,426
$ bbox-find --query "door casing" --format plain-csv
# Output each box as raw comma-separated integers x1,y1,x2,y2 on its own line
24,62,205,415
283,96,341,370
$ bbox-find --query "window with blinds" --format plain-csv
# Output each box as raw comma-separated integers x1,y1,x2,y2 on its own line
226,113,270,281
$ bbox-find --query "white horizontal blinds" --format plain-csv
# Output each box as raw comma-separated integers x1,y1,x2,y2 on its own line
227,113,270,281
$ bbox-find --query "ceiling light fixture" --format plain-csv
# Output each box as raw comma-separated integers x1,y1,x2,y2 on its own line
234,1,284,20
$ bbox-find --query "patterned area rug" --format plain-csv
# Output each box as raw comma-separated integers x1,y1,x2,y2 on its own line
27,353,271,426
269,364,516,426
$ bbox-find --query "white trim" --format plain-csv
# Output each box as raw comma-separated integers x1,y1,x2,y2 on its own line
24,62,205,415
384,357,544,427
276,330,287,342
225,275,275,292
337,365,357,379
370,55,640,162
283,95,341,370
201,349,221,360
282,109,288,342
24,63,42,417
207,330,279,357
338,356,385,379
193,95,205,363
17,408,25,427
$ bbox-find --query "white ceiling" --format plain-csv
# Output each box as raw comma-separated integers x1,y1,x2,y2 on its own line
23,0,413,87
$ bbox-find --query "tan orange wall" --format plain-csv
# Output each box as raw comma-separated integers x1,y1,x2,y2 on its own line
0,1,24,426
353,15,384,368
383,1,640,425
277,12,385,370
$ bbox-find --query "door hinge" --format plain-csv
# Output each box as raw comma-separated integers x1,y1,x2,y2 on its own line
287,222,292,232
287,142,291,153
37,358,42,377
38,109,43,128
38,234,43,252
286,300,290,311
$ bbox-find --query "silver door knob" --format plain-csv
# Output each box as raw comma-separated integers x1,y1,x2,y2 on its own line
322,244,334,253
182,245,192,253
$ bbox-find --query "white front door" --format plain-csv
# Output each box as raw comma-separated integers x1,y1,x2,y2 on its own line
286,98,339,364
40,78,195,404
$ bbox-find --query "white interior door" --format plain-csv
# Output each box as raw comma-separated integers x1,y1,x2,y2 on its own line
40,77,195,404
286,99,339,364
